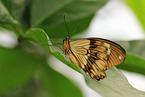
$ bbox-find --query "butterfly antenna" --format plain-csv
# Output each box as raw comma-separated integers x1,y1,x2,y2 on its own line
64,15,70,37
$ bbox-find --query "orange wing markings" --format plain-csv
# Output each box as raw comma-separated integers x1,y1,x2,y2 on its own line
110,52,120,64
69,52,79,66
105,59,111,69
92,38,126,55
95,60,104,71
93,38,126,64
87,55,106,80
77,54,88,69
111,46,125,58
80,55,88,67
92,38,122,48
70,49,106,80
111,46,126,62
109,55,116,67
88,56,100,71
99,59,108,70
69,50,91,76
71,52,84,68
104,47,125,68
107,55,114,68
112,50,123,63
90,55,106,71
69,49,92,76
84,57,93,77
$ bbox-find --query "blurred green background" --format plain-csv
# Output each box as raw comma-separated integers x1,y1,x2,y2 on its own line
0,0,145,97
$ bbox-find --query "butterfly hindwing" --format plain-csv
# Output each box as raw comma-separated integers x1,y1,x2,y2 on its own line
69,49,106,80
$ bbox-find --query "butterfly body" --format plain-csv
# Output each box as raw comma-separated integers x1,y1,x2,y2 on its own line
63,37,126,81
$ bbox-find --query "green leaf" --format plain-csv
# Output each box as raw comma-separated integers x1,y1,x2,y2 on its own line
43,14,94,39
31,0,108,38
31,0,70,26
1,0,26,21
31,0,108,27
84,67,145,97
126,0,145,32
116,40,145,75
0,46,38,93
27,28,82,73
27,28,51,52
38,61,83,97
0,1,18,25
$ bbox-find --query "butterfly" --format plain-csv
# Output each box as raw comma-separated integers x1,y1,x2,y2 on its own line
63,37,126,81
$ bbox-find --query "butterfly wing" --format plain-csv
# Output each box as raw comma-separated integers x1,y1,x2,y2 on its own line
68,38,126,80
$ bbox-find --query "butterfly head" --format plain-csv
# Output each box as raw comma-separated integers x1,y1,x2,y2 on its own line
63,37,70,54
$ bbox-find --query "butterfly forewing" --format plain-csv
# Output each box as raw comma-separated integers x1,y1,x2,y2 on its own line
64,38,126,81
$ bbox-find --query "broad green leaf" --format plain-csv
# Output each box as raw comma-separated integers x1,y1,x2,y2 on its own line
31,0,108,27
31,0,108,38
126,0,145,32
43,14,94,39
27,28,81,73
0,46,38,93
1,0,26,21
84,67,145,97
31,0,70,26
0,1,18,25
116,40,145,75
27,28,51,52
38,61,83,97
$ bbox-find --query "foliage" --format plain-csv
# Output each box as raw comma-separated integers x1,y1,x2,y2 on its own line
0,0,145,97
